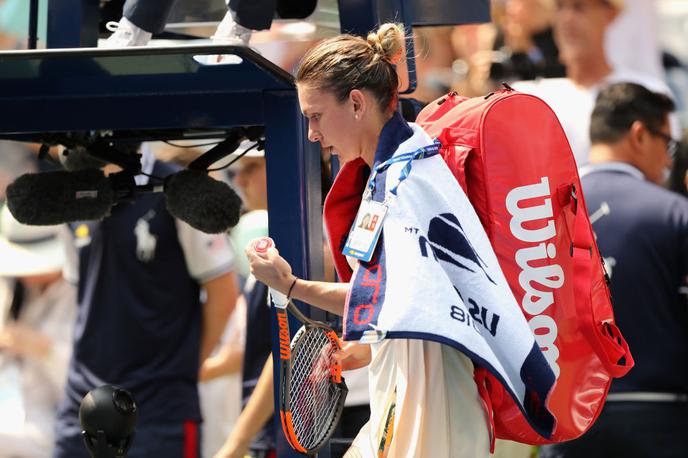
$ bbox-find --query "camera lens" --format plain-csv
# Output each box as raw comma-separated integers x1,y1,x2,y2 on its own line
112,389,137,415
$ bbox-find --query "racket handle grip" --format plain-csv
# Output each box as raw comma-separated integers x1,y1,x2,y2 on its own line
252,238,290,308
269,287,289,308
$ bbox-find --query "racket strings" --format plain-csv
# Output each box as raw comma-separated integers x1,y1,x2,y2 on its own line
289,328,344,450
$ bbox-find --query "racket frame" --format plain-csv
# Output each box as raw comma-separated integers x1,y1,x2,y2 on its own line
275,299,348,455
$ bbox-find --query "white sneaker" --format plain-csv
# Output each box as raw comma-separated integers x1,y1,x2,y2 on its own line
196,9,253,64
211,9,252,46
103,17,152,48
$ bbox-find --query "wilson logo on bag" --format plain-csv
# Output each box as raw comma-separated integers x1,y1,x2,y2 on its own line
506,177,564,378
416,87,634,444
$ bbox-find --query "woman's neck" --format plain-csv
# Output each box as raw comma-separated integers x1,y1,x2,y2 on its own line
360,110,394,167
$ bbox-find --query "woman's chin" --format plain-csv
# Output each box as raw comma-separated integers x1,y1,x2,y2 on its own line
334,150,361,164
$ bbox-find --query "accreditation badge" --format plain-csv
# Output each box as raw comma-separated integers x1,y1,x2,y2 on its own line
343,199,387,262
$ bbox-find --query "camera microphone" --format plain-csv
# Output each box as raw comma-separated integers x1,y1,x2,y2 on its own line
164,169,242,234
7,169,243,234
6,169,115,226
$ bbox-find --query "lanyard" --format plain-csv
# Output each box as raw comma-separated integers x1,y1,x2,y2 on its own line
366,140,441,198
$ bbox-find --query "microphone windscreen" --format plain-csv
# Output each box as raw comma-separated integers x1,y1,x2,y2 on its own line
165,170,242,234
59,146,109,171
6,169,115,225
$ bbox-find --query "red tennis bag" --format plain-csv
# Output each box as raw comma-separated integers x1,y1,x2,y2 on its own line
415,87,634,444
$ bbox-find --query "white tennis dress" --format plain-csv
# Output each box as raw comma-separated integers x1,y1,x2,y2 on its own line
350,338,490,458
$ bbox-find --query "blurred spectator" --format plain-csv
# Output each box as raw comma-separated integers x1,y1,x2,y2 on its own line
541,82,688,457
408,26,458,102
198,141,268,457
148,138,249,457
0,0,47,49
53,144,239,458
0,206,76,458
227,141,269,283
0,142,37,202
667,130,688,198
513,0,673,166
490,0,565,81
198,296,246,457
204,143,274,458
448,0,564,97
212,356,273,458
605,0,664,80
188,141,275,458
451,22,499,96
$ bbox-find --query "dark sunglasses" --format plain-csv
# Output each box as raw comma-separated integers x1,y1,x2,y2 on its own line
646,127,680,158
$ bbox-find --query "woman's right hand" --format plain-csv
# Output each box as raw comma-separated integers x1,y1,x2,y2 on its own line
245,238,295,294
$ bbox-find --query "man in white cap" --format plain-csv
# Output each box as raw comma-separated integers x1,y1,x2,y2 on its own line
0,205,76,458
513,0,675,167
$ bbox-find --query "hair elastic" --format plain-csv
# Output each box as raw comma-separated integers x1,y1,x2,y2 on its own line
287,277,298,301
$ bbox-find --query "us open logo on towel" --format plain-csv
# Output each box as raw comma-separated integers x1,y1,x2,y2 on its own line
418,213,496,285
418,213,501,337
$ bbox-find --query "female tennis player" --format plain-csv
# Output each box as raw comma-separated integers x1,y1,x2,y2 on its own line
246,23,490,457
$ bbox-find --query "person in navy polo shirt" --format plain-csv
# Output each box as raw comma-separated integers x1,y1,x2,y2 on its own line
540,83,688,457
53,144,239,458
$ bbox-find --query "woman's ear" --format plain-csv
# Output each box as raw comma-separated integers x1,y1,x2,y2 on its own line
349,89,366,119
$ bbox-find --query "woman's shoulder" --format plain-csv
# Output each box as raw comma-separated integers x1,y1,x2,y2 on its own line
391,123,434,158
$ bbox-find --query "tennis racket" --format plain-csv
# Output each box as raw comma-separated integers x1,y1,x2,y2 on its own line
253,238,348,455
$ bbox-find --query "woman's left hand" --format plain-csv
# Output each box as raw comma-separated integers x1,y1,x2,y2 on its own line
335,341,372,371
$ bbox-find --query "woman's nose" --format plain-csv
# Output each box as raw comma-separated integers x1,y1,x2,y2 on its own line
308,127,320,143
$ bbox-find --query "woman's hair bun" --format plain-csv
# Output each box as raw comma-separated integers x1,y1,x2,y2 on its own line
366,23,405,65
